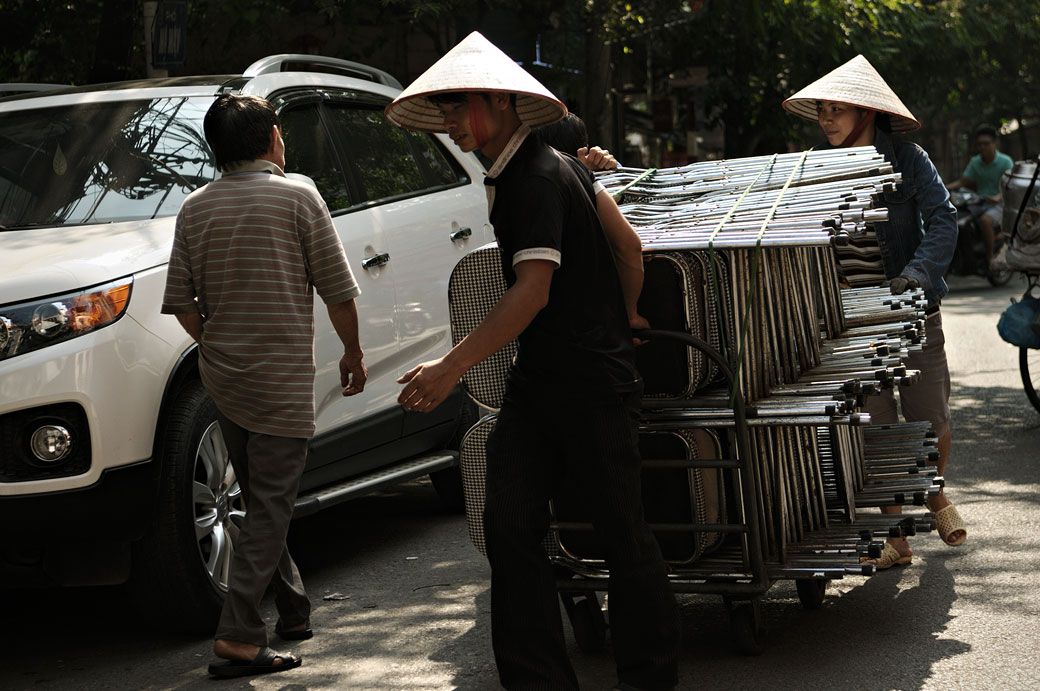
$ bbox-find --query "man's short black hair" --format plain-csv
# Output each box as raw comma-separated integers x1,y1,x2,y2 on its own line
203,94,281,172
428,92,472,106
427,91,517,109
537,113,588,156
974,124,998,141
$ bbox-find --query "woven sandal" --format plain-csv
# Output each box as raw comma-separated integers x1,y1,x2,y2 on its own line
859,542,912,570
935,503,967,546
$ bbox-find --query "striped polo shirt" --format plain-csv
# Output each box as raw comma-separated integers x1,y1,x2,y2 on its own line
161,161,360,438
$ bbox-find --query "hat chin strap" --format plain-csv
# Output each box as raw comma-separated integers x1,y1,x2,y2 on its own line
841,110,875,148
467,94,489,150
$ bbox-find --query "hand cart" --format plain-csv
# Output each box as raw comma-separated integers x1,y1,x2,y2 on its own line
450,149,942,655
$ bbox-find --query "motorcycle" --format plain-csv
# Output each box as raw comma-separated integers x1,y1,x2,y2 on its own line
947,187,1013,287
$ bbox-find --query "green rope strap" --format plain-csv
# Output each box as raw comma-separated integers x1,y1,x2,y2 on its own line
728,149,810,405
707,154,778,369
611,168,657,201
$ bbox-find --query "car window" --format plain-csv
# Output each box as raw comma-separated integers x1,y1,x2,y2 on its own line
0,96,216,228
274,90,470,213
279,103,353,212
325,104,426,202
408,128,467,188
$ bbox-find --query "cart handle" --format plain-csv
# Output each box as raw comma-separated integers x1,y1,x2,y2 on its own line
633,328,737,388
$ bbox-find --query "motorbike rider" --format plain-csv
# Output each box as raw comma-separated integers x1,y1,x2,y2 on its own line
946,124,1014,270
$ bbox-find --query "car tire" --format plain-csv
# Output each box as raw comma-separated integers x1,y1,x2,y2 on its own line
429,399,478,513
430,465,466,513
129,379,241,632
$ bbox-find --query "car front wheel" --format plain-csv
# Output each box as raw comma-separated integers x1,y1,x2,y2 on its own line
130,379,243,632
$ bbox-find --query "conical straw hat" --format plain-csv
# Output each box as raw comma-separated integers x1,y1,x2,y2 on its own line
782,55,919,133
385,31,567,133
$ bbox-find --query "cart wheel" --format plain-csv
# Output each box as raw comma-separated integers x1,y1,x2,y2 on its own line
730,602,765,655
1021,346,1040,414
560,592,607,653
795,578,829,610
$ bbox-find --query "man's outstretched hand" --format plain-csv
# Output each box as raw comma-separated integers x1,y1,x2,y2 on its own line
397,357,463,413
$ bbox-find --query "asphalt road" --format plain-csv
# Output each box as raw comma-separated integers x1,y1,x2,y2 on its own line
4,272,1039,691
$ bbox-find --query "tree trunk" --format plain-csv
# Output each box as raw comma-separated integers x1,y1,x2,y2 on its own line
91,0,138,82
1017,113,1031,162
583,15,613,151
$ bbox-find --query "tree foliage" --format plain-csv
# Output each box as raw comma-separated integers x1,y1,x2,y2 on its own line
0,0,140,84
2,0,1037,161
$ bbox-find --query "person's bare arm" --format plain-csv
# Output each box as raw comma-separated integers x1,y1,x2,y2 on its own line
595,190,647,331
327,299,367,396
174,312,204,342
946,175,975,191
397,259,555,412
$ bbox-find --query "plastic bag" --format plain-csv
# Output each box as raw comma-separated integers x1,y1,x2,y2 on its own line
997,295,1040,348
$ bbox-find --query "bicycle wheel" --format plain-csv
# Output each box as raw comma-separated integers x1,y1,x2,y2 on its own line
1021,347,1040,413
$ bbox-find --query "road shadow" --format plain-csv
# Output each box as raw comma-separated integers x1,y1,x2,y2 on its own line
424,551,968,691
664,553,965,691
0,478,483,690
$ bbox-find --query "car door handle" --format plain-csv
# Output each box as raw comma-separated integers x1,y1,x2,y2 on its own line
450,227,472,242
361,252,390,269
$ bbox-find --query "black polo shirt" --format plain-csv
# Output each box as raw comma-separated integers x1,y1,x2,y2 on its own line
487,135,640,398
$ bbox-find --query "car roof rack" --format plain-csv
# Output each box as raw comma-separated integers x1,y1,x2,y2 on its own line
242,54,403,90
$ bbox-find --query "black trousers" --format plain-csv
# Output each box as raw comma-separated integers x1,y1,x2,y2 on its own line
483,386,680,691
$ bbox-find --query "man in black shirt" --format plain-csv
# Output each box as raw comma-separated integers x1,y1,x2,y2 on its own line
386,32,680,691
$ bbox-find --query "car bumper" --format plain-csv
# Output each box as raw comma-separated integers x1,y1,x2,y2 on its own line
0,459,157,586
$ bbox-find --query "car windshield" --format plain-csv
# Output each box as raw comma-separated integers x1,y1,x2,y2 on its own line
0,96,216,228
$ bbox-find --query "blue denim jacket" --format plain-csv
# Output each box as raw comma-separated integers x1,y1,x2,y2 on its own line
861,128,958,306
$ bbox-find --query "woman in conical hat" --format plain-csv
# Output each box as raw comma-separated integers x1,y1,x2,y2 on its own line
389,32,682,690
784,56,965,565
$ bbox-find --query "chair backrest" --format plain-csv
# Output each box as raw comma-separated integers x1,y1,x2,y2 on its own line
448,244,514,410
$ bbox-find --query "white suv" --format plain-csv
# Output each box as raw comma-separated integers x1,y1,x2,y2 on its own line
0,55,490,629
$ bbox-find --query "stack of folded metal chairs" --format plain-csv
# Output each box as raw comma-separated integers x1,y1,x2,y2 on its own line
449,147,940,651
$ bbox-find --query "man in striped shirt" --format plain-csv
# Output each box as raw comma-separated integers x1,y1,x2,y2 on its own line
162,94,365,679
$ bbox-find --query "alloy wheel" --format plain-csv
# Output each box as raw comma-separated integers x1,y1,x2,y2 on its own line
191,421,244,593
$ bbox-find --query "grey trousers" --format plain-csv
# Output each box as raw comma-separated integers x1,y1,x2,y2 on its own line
214,413,311,647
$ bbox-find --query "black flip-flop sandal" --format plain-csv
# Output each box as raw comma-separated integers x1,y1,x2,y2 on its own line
207,647,302,679
275,620,313,641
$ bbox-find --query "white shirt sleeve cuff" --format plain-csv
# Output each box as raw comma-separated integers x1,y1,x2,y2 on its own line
512,247,562,267
593,180,606,195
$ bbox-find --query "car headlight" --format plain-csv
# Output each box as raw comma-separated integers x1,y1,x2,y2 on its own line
0,277,133,360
